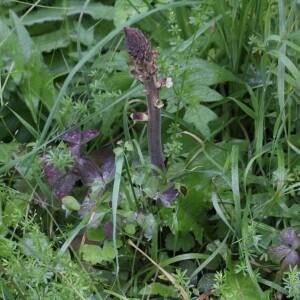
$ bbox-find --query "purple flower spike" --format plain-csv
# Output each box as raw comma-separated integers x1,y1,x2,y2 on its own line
280,228,300,249
159,186,178,207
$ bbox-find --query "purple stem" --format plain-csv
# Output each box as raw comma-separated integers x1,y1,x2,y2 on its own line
143,77,165,171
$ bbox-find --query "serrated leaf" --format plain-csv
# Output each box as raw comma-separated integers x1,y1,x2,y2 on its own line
10,10,33,61
114,0,148,27
70,23,94,47
184,104,217,138
33,29,70,53
81,244,103,264
81,241,116,265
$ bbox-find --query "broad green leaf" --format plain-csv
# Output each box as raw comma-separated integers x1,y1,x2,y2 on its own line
165,233,195,252
71,23,94,47
183,84,223,104
1,12,57,118
139,283,178,298
10,10,33,61
114,0,148,27
87,227,105,241
125,224,136,235
101,241,116,261
220,271,270,300
62,196,81,211
184,58,239,85
184,104,217,138
33,29,70,53
22,1,114,26
103,71,133,91
81,241,116,265
0,143,19,163
81,244,103,265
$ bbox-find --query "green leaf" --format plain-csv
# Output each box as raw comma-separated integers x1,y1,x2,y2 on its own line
81,241,116,265
114,0,148,27
22,1,114,26
21,232,50,258
0,143,19,163
33,29,70,53
220,271,270,300
3,195,28,227
184,104,217,138
87,227,105,241
2,11,57,118
183,84,223,104
62,196,81,211
175,173,212,242
139,283,178,298
125,224,136,235
10,10,33,61
165,233,195,252
184,58,239,85
101,241,116,261
81,244,103,265
0,237,15,257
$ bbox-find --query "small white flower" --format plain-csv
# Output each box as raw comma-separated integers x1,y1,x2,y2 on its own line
165,77,173,88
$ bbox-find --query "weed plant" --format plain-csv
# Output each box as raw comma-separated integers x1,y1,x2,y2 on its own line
1,0,300,299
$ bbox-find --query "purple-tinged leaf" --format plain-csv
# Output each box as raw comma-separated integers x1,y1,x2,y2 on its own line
159,186,178,207
280,228,300,249
81,129,99,144
282,250,300,270
90,147,115,183
69,144,81,158
41,157,64,187
79,198,96,219
75,157,102,186
62,128,99,145
54,173,78,200
101,155,115,183
103,221,113,240
62,128,81,144
269,245,292,263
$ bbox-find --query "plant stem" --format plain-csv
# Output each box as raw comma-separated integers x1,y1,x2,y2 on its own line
143,77,165,171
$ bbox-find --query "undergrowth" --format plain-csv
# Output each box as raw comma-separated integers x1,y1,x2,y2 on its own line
1,0,300,299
